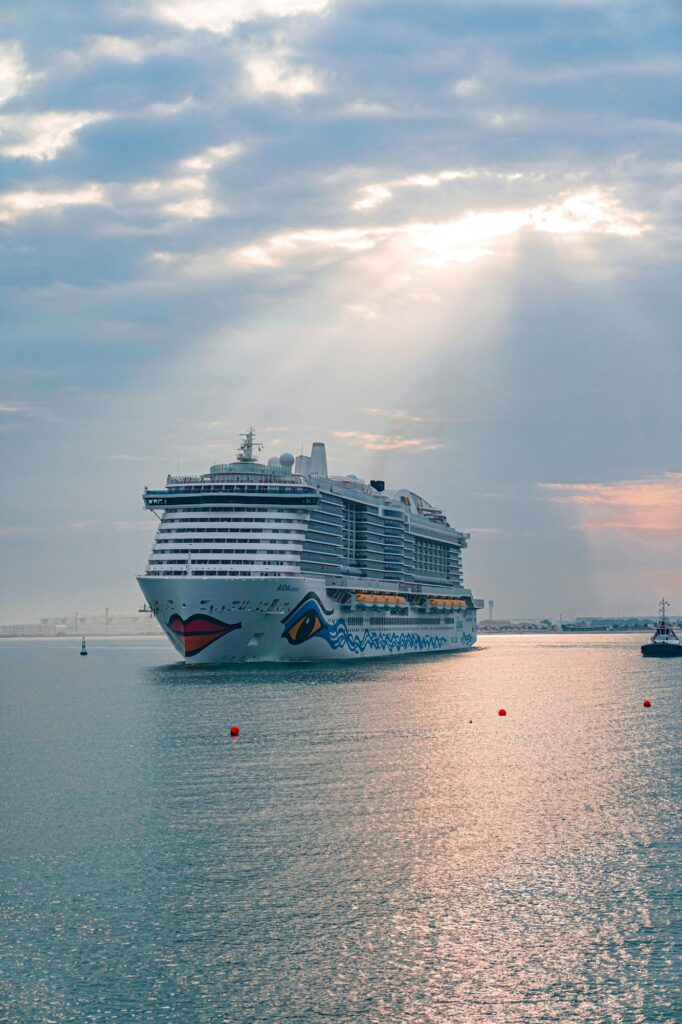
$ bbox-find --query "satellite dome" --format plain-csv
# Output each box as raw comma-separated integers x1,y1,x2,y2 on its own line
279,452,295,468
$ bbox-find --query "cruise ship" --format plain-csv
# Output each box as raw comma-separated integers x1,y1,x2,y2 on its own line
137,430,482,663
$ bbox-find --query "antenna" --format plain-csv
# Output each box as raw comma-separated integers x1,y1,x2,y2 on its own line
236,427,262,464
659,597,669,620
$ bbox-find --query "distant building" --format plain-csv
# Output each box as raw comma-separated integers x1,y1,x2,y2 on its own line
478,619,559,633
560,617,664,633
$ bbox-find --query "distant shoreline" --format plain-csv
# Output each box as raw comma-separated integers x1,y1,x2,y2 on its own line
0,633,163,640
478,629,651,636
0,630,653,640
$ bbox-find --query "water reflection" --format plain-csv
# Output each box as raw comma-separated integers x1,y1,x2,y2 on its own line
0,635,678,1023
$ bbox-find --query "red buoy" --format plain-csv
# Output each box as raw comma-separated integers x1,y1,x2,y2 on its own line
643,700,651,708
230,725,240,737
498,708,507,717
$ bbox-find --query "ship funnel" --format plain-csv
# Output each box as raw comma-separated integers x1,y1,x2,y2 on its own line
309,442,328,478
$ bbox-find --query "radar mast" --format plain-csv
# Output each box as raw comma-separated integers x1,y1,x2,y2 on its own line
236,427,262,464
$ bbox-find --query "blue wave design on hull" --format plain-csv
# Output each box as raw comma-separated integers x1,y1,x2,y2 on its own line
326,621,450,654
280,593,472,655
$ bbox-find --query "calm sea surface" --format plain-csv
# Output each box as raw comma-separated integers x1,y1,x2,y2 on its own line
1,635,680,1024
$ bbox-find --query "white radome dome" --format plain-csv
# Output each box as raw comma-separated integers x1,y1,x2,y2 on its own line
279,452,295,468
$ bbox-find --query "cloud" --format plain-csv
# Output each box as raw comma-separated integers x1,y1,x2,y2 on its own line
531,189,646,236
180,142,241,172
125,140,241,220
541,473,682,533
453,77,480,98
226,188,649,272
244,50,321,97
352,169,482,211
232,226,384,269
0,185,106,222
364,408,429,423
51,34,189,72
152,0,330,34
136,98,197,119
163,195,216,219
333,431,443,452
0,401,32,413
0,42,29,106
510,55,682,86
0,94,196,164
343,100,398,118
448,55,682,111
131,175,214,219
352,167,534,212
345,303,379,318
81,35,178,64
0,110,108,161
84,35,158,63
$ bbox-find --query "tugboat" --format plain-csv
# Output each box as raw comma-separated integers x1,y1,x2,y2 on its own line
641,599,682,657
80,637,88,656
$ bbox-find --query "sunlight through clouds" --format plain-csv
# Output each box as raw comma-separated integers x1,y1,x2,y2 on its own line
226,188,649,273
352,168,534,211
531,189,646,236
1,0,679,620
353,169,482,211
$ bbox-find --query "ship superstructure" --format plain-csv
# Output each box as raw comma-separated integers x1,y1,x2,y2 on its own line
641,598,682,658
138,429,482,662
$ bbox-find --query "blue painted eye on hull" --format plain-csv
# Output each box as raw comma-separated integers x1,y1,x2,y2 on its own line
281,593,333,646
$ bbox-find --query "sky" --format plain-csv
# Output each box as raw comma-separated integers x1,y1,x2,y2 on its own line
1,0,681,622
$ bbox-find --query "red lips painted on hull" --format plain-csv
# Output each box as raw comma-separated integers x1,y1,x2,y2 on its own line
168,614,241,657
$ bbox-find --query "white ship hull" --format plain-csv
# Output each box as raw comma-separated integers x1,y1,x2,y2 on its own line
138,576,477,664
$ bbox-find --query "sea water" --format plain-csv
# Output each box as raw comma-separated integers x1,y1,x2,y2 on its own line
0,635,679,1023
